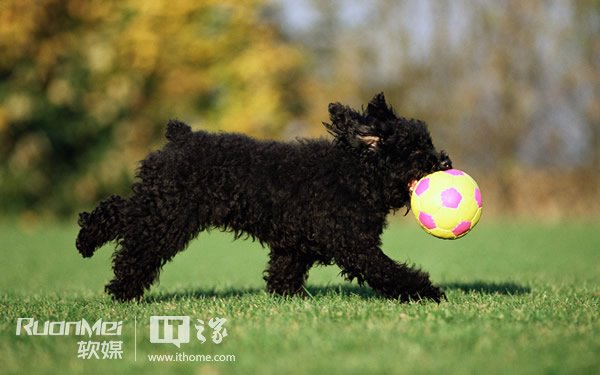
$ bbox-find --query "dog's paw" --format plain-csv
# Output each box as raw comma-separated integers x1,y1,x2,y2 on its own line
75,236,95,258
399,284,446,303
105,281,143,303
419,284,446,303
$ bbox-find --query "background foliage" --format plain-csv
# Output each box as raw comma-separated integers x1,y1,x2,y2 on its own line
1,0,599,220
0,0,307,216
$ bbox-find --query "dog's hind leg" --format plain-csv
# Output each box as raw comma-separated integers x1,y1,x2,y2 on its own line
76,195,127,258
105,233,165,301
105,197,202,301
335,246,445,303
264,248,315,296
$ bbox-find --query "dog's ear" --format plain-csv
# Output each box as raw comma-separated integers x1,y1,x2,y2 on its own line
326,102,360,131
355,93,397,150
325,102,367,145
366,93,396,123
325,101,383,151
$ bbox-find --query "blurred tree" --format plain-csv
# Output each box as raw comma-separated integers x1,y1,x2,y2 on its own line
574,0,600,171
0,0,308,217
280,0,599,216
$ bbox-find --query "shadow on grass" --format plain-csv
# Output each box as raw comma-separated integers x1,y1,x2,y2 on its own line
442,281,531,295
145,287,262,302
146,284,377,303
145,281,530,303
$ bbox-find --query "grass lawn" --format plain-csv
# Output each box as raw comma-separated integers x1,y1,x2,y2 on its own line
1,219,599,374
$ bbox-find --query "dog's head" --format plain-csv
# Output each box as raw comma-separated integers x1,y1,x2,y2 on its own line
325,93,452,208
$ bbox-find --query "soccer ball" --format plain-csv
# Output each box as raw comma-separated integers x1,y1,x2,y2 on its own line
410,169,482,239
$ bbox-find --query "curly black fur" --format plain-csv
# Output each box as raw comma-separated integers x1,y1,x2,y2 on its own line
76,93,452,302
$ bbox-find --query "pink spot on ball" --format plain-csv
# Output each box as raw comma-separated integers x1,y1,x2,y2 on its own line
419,212,436,230
441,188,462,208
415,178,429,196
475,188,482,208
452,221,472,237
444,169,464,176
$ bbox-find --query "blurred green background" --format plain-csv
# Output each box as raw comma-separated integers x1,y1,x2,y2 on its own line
1,0,599,223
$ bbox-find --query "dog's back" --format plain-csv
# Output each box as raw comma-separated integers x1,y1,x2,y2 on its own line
149,121,365,244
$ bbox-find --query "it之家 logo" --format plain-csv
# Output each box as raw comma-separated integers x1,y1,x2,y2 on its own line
149,316,228,348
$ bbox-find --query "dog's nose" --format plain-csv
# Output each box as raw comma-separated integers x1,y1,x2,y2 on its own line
439,152,452,170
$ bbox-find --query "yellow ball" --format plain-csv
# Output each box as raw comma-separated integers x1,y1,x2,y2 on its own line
410,169,482,239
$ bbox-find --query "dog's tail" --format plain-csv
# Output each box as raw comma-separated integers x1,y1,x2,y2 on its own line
165,119,192,143
76,195,126,258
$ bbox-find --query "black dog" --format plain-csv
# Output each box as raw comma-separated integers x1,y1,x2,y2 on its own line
76,93,452,302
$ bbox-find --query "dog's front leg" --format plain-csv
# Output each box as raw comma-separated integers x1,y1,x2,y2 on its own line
335,247,445,303
263,247,315,297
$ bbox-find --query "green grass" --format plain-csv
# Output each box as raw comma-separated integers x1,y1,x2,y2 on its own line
1,220,599,374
